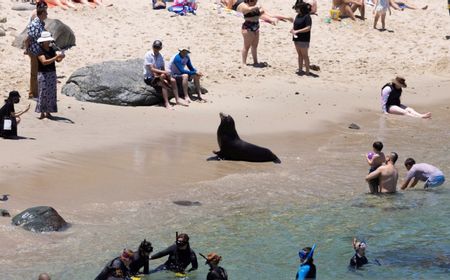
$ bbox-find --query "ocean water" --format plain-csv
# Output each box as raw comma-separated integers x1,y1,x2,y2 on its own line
1,107,449,279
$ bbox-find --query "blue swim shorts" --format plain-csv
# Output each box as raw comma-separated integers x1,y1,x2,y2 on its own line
424,175,445,188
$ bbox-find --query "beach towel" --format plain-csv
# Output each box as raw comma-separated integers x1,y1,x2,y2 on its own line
168,0,197,16
153,0,167,10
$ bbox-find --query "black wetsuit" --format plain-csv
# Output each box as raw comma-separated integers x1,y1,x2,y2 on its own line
0,100,17,138
383,83,402,111
207,266,228,280
95,257,131,280
150,244,198,273
349,253,368,269
129,251,149,275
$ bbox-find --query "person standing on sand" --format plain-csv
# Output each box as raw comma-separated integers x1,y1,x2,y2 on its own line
25,1,47,99
401,158,446,189
373,0,392,30
290,1,313,76
36,31,65,119
366,141,386,193
380,76,431,119
365,152,399,194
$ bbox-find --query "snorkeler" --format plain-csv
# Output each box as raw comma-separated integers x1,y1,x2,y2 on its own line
149,233,198,274
349,237,368,269
296,244,316,280
95,249,134,280
129,239,154,275
201,252,228,280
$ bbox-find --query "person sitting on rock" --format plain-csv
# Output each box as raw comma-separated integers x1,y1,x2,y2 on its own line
95,249,134,280
129,239,154,275
169,47,205,103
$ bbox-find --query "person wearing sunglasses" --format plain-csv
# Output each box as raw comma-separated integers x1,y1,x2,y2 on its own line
149,233,198,274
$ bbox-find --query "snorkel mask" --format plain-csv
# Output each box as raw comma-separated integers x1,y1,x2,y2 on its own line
299,244,316,264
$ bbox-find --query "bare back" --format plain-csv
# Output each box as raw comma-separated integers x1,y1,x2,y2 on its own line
378,164,398,193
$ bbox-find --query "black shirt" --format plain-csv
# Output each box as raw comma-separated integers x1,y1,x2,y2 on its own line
293,14,312,42
0,101,17,138
38,47,57,73
349,253,368,269
129,252,149,275
95,257,131,280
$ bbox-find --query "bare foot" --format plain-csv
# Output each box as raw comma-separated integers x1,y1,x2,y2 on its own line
184,98,192,103
422,112,432,119
164,104,174,110
176,99,189,107
197,98,207,103
38,113,45,119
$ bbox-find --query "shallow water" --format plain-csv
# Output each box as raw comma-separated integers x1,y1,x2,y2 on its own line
1,107,450,279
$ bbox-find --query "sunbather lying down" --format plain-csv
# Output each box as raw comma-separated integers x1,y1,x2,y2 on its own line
220,0,291,25
44,0,102,9
153,0,167,10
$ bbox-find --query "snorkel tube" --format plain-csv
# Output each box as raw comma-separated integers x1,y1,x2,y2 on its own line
300,243,316,265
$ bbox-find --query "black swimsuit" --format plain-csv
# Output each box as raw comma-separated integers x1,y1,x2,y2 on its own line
242,6,261,32
232,0,244,11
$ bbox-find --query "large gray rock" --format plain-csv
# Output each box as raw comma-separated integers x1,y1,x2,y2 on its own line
12,206,68,232
62,59,207,106
12,18,76,50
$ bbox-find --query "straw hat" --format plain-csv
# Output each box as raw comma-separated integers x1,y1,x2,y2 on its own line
37,31,54,43
392,76,407,88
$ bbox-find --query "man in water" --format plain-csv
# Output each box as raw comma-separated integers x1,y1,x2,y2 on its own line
365,152,399,193
95,249,134,280
296,246,316,280
129,239,153,275
349,237,368,269
205,252,228,280
401,158,445,189
149,233,198,273
38,273,51,280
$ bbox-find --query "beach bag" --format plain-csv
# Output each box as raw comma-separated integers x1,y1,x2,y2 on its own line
168,0,197,15
330,9,340,20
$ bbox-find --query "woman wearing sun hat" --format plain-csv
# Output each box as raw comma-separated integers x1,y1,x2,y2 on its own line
36,31,65,119
380,76,431,119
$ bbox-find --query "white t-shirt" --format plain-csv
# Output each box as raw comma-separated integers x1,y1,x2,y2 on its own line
143,51,165,79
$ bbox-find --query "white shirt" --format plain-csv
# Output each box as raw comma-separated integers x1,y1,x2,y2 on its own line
143,51,165,79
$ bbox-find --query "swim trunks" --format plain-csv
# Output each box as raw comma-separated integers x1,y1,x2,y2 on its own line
424,175,445,188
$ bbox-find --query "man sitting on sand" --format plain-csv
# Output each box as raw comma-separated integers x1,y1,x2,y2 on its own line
332,0,365,20
365,152,399,193
401,158,445,190
381,76,431,119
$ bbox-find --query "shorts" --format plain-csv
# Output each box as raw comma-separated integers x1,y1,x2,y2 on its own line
294,41,310,48
424,175,445,188
144,77,162,94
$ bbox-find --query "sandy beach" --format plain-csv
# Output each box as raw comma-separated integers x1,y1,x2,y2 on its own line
0,0,450,279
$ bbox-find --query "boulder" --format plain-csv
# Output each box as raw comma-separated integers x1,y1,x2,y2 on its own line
0,17,6,23
12,3,36,11
12,18,76,50
62,59,207,106
12,206,68,232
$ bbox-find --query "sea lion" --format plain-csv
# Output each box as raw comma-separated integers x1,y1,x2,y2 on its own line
211,112,281,163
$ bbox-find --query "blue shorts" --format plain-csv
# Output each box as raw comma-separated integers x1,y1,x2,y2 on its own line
424,175,445,188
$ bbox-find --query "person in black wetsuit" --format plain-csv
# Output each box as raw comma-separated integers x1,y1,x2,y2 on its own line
95,249,134,280
349,238,368,269
129,239,153,275
205,252,228,280
149,233,198,274
0,91,30,139
380,76,431,119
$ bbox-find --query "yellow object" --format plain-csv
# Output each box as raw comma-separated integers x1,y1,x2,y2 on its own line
330,9,341,20
131,277,142,280
175,272,187,278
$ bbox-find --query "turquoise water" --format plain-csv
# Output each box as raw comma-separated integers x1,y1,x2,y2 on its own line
1,108,450,279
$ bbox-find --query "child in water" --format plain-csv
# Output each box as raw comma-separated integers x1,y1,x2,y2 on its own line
366,141,386,193
349,237,368,269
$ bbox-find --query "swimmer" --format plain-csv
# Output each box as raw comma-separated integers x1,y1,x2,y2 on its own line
349,238,368,269
129,239,154,275
149,233,198,274
296,245,316,280
37,273,51,280
366,141,386,193
401,158,446,189
366,152,399,194
95,249,134,280
203,252,228,280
